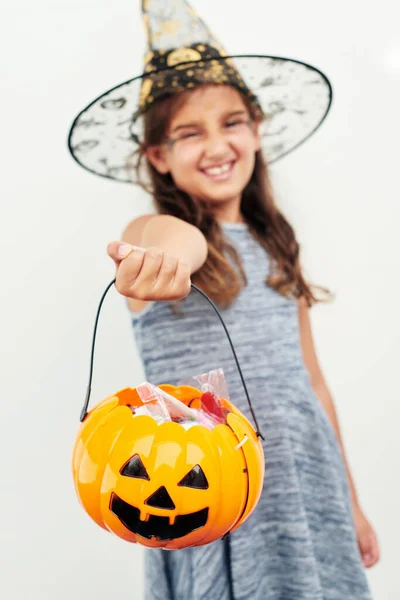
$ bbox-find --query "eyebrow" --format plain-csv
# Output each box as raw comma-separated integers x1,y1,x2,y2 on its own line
170,110,248,134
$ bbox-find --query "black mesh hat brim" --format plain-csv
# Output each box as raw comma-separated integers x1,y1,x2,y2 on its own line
68,54,332,184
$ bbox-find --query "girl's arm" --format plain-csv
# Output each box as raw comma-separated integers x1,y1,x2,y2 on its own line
298,297,380,568
122,214,208,273
113,214,208,312
297,297,359,505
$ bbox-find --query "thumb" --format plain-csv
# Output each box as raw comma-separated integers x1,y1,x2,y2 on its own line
107,241,134,266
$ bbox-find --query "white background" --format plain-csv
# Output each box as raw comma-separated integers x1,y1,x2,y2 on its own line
1,0,399,598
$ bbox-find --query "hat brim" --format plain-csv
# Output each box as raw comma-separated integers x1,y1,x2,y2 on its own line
68,54,332,184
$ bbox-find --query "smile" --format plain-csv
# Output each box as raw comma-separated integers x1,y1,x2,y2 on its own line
110,493,209,541
201,161,235,181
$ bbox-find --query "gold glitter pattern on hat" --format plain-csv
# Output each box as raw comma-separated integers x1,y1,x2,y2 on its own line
167,48,202,67
138,43,260,112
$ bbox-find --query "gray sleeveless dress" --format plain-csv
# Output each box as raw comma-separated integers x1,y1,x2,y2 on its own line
129,222,372,600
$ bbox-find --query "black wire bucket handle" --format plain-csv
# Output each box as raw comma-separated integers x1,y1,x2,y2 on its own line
80,280,264,440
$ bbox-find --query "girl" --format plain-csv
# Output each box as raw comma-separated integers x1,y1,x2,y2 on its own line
69,1,379,598
108,82,379,600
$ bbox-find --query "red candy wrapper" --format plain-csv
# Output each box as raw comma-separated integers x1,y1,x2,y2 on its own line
179,368,230,425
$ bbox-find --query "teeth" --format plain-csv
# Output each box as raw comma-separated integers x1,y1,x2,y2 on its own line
204,163,231,176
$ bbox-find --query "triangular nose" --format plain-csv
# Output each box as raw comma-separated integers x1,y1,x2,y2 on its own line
145,486,175,510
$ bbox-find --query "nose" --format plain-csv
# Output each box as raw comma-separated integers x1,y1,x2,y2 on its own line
145,486,175,510
204,130,231,159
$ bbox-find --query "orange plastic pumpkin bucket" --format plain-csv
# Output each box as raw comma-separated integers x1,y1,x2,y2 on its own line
72,281,265,550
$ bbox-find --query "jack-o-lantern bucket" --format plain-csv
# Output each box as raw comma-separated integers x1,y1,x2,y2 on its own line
73,281,265,550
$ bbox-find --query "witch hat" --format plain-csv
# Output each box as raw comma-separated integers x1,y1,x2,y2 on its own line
68,0,332,183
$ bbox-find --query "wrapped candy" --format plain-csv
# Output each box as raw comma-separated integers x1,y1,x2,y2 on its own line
134,382,205,429
179,368,230,426
131,383,171,424
130,370,231,430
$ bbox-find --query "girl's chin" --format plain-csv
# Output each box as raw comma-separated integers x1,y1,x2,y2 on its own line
193,184,244,204
198,194,241,207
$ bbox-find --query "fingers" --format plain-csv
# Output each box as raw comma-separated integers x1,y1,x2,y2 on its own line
152,252,179,294
108,243,191,302
172,258,192,300
142,248,191,301
107,241,135,266
362,534,380,568
358,530,380,568
131,247,164,291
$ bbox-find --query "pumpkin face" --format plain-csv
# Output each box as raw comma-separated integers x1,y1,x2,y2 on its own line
72,385,264,550
110,457,209,542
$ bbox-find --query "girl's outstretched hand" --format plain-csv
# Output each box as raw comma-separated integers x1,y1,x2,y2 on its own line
354,507,380,568
107,241,192,302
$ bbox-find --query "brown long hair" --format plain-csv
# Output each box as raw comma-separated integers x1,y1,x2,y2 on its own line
132,86,333,309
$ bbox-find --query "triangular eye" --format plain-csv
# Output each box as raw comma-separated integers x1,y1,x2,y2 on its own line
120,454,150,480
178,465,208,489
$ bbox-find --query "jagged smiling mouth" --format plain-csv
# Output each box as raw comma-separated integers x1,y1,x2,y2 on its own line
110,493,209,541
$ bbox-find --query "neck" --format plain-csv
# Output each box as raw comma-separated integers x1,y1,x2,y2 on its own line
213,197,244,224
